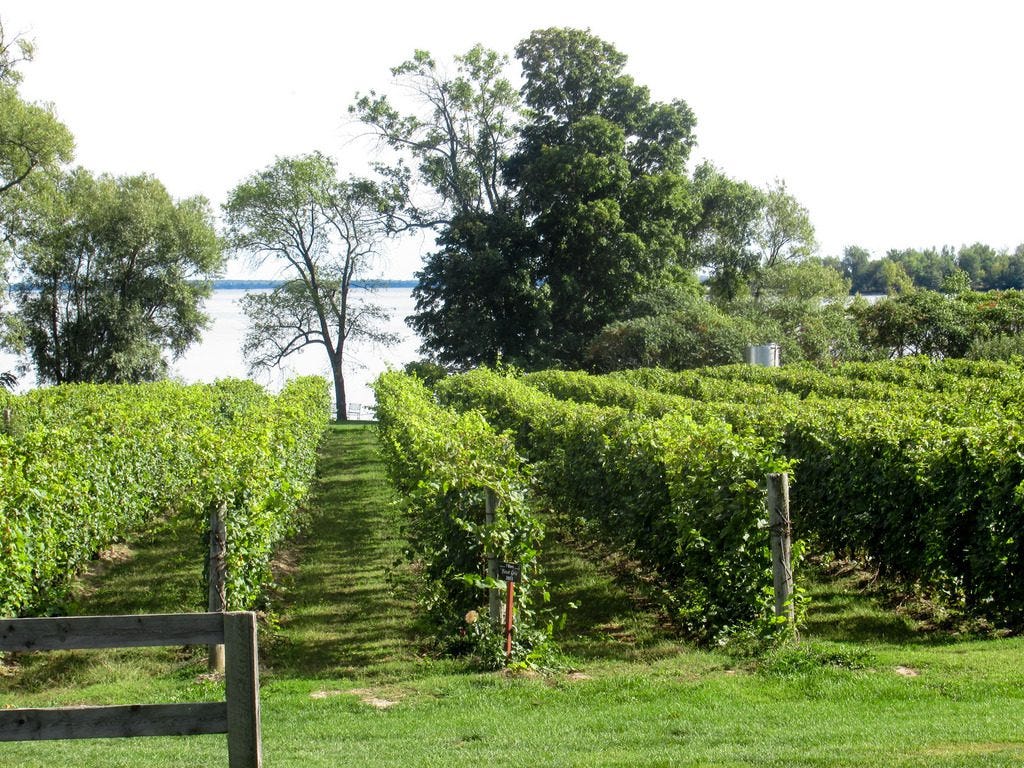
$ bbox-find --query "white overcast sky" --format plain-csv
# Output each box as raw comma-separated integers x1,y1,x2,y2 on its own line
3,0,1022,278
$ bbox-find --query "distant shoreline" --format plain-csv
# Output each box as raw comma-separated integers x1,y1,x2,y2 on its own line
212,279,417,290
8,279,418,292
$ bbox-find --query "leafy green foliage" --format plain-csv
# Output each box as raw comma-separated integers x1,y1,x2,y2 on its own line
508,28,698,365
687,163,764,301
353,46,539,369
848,289,1024,360
752,179,817,272
0,19,73,208
367,30,703,370
0,22,75,387
13,169,222,384
351,45,521,225
434,368,791,642
373,371,548,665
0,377,330,617
585,299,769,372
561,358,1024,627
408,211,549,369
842,242,1024,294
0,85,74,201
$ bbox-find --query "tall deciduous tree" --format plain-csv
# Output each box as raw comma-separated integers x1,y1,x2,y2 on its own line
408,211,549,368
691,170,817,301
508,27,699,365
351,45,520,225
0,18,36,86
223,153,401,421
754,179,817,270
358,30,702,369
0,20,74,386
352,46,538,369
0,21,73,241
14,169,222,383
0,86,72,200
689,162,764,301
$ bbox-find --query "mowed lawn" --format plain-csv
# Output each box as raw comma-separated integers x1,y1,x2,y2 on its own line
2,424,1023,767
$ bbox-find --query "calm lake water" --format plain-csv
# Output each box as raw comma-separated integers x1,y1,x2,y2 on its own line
0,286,422,414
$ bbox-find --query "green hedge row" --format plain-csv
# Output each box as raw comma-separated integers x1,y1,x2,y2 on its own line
373,372,547,664
782,402,1024,622
0,377,330,617
435,368,790,642
526,362,1024,626
524,368,794,444
696,359,1024,421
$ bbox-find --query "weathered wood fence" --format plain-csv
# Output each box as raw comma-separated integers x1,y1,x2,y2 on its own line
0,611,262,768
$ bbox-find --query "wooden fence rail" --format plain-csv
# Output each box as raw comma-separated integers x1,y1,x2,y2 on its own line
0,611,262,768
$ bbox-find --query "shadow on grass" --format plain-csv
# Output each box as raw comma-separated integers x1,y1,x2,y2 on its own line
543,530,682,661
64,519,207,617
266,424,421,679
271,424,686,675
802,569,964,647
1,651,97,694
803,588,920,644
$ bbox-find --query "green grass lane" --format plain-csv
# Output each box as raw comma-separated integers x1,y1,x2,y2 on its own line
264,423,422,679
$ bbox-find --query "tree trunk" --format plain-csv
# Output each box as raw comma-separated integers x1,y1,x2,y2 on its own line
332,360,347,422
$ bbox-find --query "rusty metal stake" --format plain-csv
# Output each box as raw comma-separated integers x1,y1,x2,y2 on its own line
504,580,514,661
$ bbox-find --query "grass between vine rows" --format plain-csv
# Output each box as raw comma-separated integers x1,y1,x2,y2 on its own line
2,424,1023,767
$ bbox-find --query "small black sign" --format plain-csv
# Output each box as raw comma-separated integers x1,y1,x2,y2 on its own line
497,561,522,583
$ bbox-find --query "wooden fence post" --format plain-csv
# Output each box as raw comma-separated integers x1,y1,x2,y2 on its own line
485,489,502,626
224,612,263,768
767,472,794,625
208,502,227,674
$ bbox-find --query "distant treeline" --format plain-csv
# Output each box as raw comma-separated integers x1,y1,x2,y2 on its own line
10,279,418,293
831,243,1024,293
208,279,417,290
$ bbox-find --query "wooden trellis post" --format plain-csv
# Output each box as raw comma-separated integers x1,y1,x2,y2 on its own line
485,489,502,625
208,502,227,673
767,472,794,626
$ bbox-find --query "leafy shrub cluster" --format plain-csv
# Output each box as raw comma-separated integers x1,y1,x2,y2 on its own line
0,377,330,617
584,301,768,372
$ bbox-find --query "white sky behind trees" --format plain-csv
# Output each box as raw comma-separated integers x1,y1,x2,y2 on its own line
4,0,1023,278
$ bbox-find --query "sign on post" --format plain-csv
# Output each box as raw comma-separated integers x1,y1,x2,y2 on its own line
496,562,521,661
497,561,521,583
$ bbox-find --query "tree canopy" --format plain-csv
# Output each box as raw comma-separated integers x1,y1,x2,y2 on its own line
352,27,1024,373
352,45,535,370
223,152,401,420
14,169,223,383
0,21,75,384
508,27,699,364
362,28,706,369
0,22,73,241
351,45,521,225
